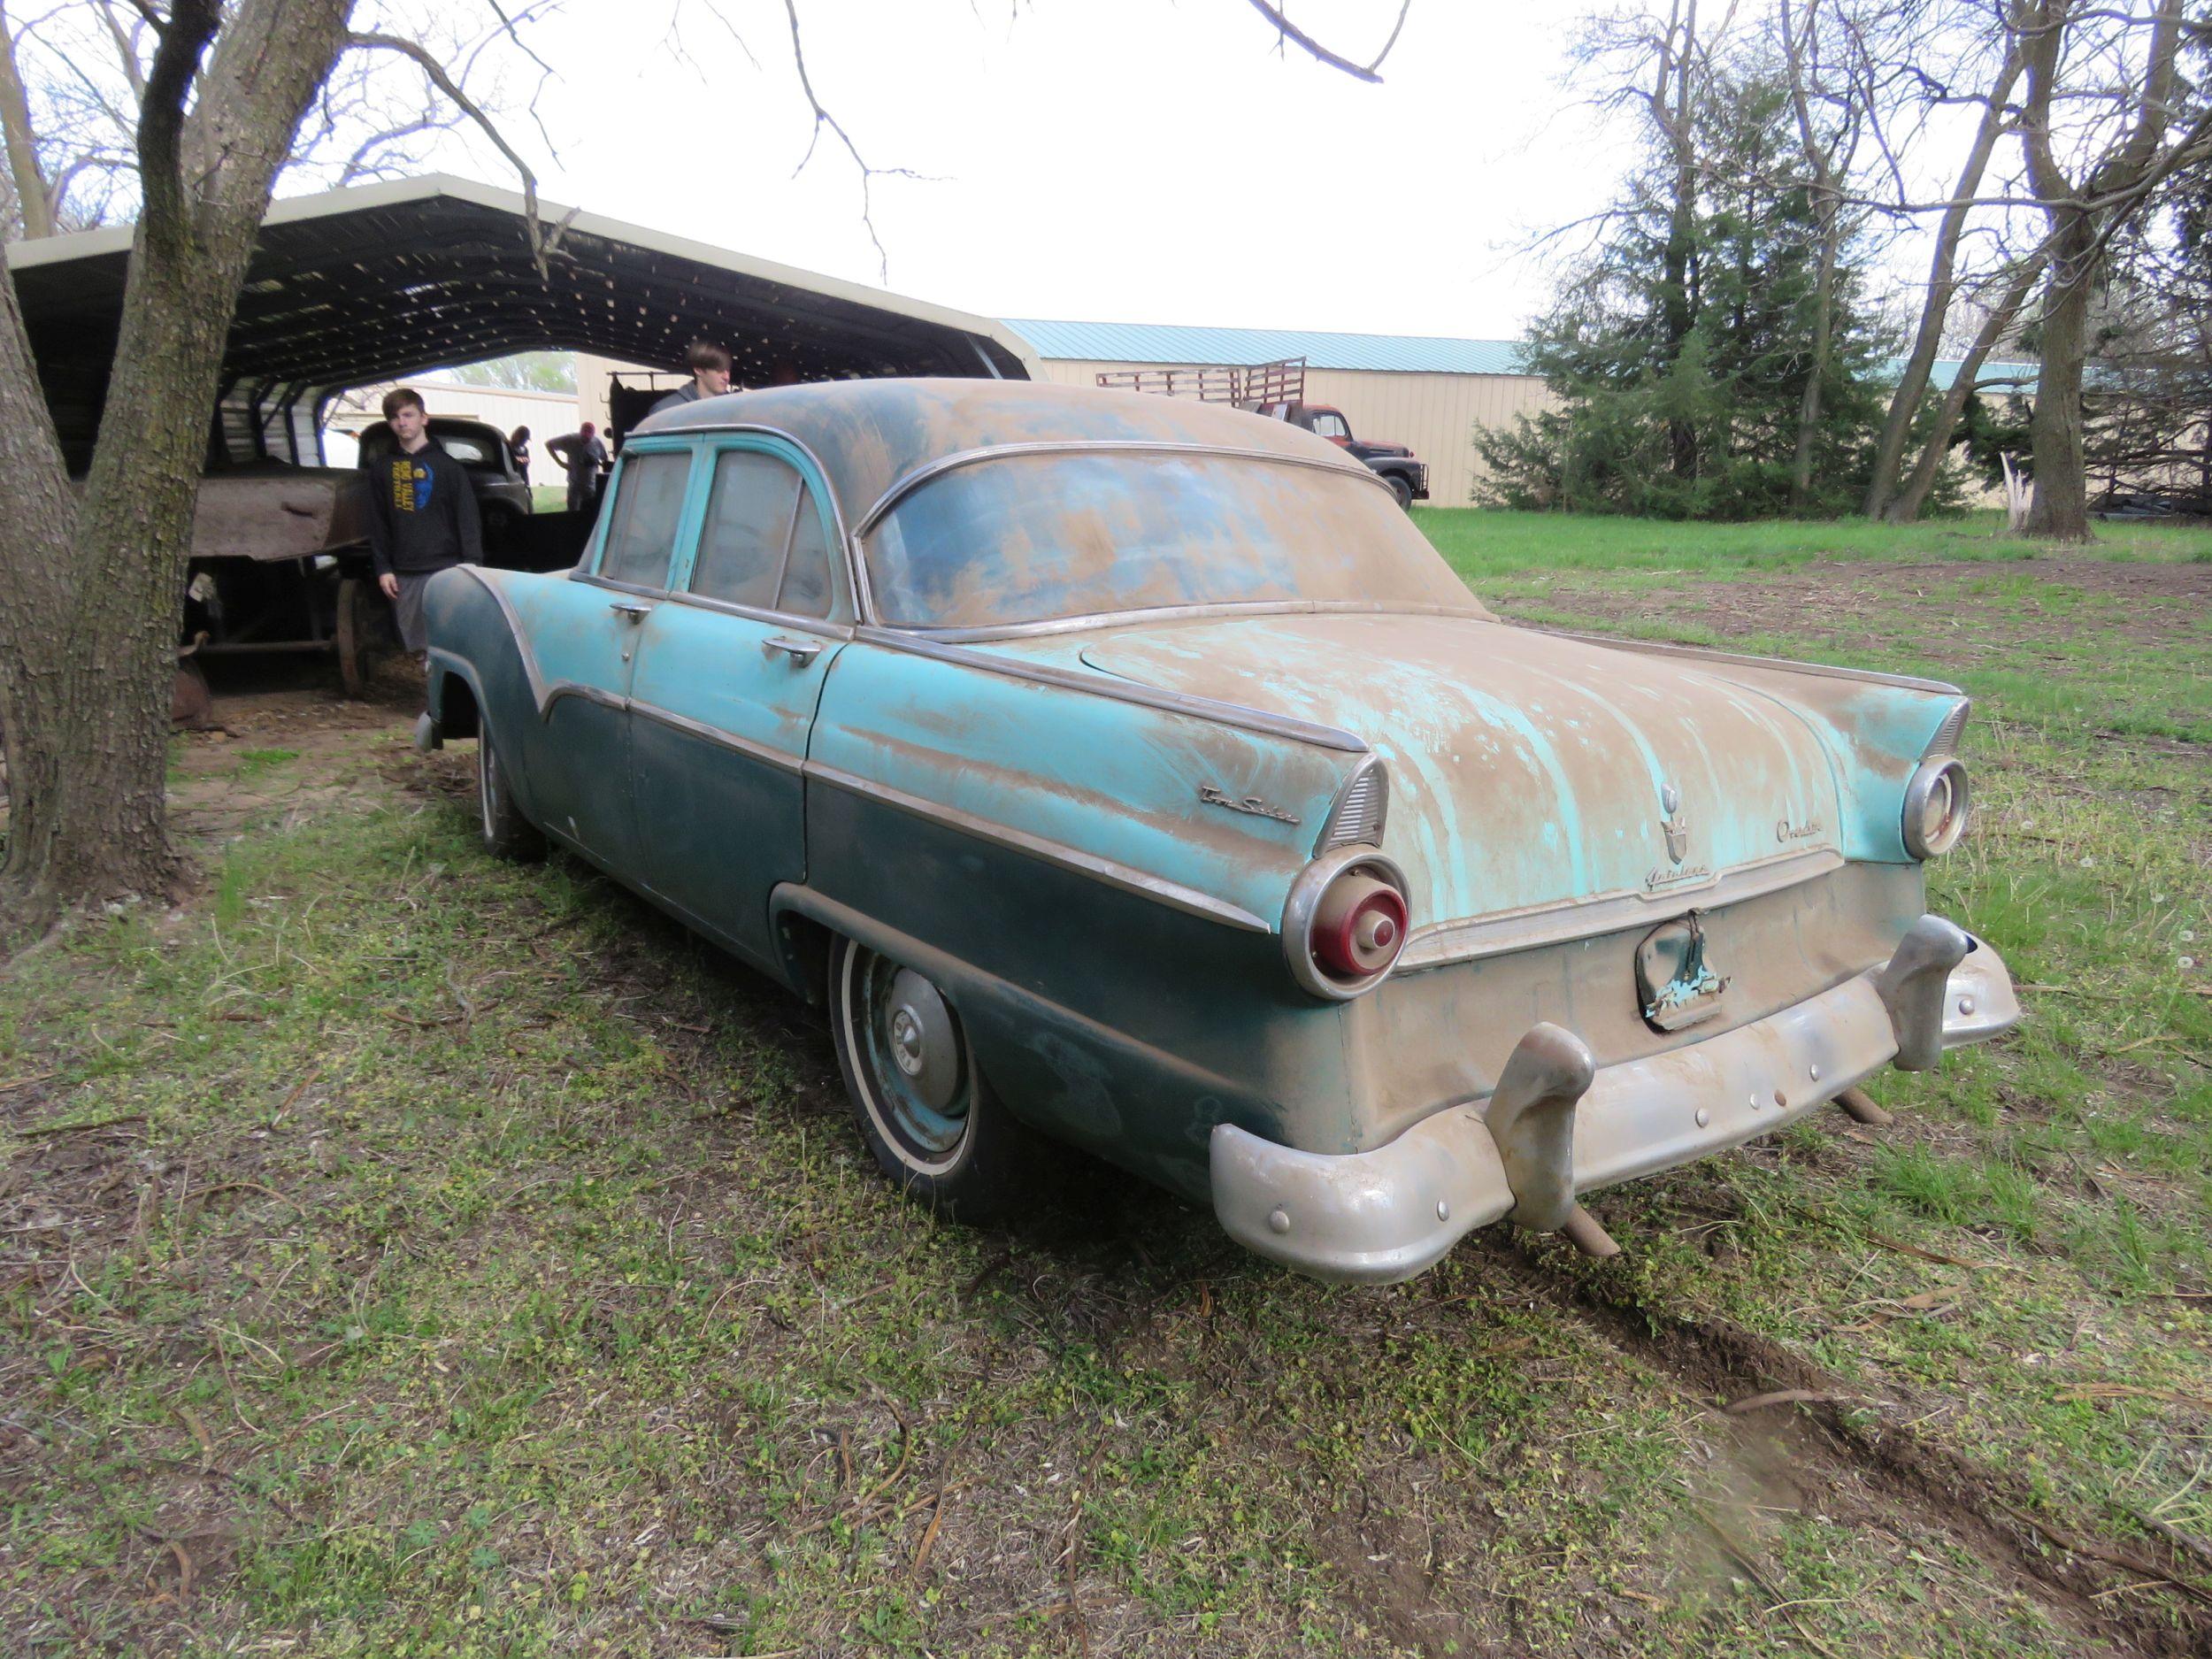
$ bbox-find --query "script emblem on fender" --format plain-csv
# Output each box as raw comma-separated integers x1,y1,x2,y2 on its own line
1199,784,1299,825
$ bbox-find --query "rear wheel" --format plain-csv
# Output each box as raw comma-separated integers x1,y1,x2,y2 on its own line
477,726,545,861
828,936,1053,1221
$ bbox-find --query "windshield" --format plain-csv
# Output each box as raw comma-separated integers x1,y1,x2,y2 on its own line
864,450,1474,629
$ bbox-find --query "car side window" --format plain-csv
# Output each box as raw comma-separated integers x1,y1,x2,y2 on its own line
597,451,692,588
691,450,839,620
775,486,834,618
692,451,801,609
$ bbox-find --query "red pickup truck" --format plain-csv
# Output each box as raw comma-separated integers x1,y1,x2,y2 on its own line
1095,357,1429,510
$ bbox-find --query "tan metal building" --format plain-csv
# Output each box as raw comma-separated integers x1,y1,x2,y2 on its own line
1004,320,1553,507
1003,319,2038,510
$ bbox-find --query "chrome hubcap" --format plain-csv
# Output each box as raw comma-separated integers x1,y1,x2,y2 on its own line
882,968,960,1111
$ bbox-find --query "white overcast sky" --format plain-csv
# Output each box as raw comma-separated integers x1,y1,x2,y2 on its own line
421,0,1618,342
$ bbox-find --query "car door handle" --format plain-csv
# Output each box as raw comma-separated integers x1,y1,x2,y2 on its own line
763,635,825,664
609,601,651,622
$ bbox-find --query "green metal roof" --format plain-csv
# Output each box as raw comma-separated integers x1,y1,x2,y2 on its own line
1001,317,2036,393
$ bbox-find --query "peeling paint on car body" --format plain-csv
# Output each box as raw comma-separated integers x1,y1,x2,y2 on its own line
424,377,2020,1281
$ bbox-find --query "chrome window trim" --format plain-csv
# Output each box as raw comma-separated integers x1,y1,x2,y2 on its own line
1540,627,1965,696
596,419,865,621
880,598,1494,645
856,627,1370,754
571,572,669,599
852,439,1389,539
1397,847,1847,972
661,588,855,639
804,760,1272,934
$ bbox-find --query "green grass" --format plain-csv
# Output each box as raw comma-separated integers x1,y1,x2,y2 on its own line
1412,504,2212,583
3,510,2209,1655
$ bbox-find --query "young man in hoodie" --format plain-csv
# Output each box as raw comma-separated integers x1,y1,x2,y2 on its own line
647,341,733,417
366,388,481,663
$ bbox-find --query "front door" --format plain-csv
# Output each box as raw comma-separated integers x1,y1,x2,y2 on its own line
529,445,697,869
626,442,849,968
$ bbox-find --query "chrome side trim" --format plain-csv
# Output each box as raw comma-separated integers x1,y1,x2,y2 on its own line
1399,848,1846,971
804,760,1272,934
628,700,805,774
855,628,1369,754
1538,627,1964,696
885,598,1494,645
542,681,626,721
853,439,1388,538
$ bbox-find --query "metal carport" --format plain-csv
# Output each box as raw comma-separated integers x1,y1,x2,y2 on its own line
4,172,1039,472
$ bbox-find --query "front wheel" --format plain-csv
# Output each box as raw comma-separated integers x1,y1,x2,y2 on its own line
477,726,545,861
1382,472,1414,511
828,937,1056,1222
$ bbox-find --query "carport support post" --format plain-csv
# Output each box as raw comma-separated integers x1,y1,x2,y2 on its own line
0,0,357,933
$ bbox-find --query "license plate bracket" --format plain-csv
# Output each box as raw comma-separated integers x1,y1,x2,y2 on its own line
1637,911,1731,1033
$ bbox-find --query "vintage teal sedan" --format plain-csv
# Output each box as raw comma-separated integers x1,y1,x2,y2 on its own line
420,379,2018,1281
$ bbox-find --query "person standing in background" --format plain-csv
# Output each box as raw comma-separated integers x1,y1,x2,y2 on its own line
508,425,532,486
546,422,609,514
366,388,481,664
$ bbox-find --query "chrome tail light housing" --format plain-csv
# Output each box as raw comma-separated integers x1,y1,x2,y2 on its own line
1902,698,1972,858
1285,847,1411,999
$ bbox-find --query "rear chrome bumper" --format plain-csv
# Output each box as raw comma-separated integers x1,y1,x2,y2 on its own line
1210,916,2021,1283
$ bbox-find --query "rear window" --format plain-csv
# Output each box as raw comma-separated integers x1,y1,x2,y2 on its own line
864,450,1471,629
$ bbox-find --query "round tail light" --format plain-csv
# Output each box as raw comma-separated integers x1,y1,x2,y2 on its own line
1312,875,1409,979
1902,757,1970,858
1283,849,1412,999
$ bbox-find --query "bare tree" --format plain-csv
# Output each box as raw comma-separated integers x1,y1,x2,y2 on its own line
1855,4,2037,520
0,0,1407,937
2016,0,2206,540
1776,0,1874,509
0,0,358,931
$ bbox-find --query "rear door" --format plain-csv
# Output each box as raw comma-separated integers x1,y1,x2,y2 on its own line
528,442,697,869
626,439,849,968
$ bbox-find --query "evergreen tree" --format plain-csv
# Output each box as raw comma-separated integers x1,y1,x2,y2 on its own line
1479,58,1893,518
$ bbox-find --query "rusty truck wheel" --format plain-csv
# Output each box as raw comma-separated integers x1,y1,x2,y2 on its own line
335,576,377,698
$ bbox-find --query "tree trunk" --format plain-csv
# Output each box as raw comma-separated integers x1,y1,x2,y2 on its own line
0,2,55,239
0,0,354,937
1789,228,1836,511
1886,265,2038,522
2024,219,2098,541
1861,48,2024,519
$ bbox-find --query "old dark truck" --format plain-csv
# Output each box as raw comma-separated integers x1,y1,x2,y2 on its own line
1097,357,1429,509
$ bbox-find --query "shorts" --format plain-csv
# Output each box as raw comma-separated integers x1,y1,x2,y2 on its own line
391,570,442,654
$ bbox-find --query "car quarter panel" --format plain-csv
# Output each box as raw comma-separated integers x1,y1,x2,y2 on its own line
802,637,1372,1194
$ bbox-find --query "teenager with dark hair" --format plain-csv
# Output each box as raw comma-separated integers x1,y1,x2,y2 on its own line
648,342,733,416
365,388,480,661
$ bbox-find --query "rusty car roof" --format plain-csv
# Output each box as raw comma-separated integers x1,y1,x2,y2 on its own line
631,377,1375,522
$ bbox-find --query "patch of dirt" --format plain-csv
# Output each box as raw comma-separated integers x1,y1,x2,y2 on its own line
1485,1234,2212,1657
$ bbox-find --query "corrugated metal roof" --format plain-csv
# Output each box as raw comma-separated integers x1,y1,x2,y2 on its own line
1001,317,2038,393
